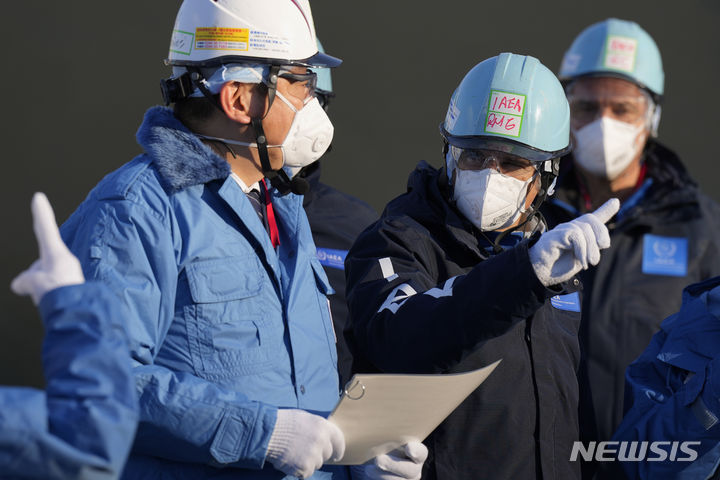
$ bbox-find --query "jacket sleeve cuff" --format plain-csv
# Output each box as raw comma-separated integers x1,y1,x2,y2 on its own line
209,403,278,468
37,283,100,324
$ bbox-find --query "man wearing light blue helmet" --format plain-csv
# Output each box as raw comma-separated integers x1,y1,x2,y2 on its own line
542,20,720,473
345,53,620,479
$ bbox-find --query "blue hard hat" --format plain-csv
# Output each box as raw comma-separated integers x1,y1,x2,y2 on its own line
441,52,571,163
559,18,664,98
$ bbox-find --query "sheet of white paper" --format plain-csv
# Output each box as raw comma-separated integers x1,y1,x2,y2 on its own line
327,359,501,465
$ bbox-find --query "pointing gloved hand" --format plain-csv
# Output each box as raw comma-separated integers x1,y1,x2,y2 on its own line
350,442,428,480
266,409,345,479
529,198,620,287
11,192,85,305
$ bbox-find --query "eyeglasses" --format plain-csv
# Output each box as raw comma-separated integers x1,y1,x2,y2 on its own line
278,68,317,101
452,147,536,180
568,94,648,126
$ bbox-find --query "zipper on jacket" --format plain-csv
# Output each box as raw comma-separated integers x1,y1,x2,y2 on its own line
525,317,544,479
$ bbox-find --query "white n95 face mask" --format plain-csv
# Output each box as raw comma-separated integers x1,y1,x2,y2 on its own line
573,117,645,180
275,93,333,171
453,168,535,232
198,93,333,174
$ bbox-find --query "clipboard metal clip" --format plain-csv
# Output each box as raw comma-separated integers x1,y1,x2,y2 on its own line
343,379,366,400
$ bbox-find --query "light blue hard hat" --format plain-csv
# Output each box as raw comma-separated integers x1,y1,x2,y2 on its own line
312,39,333,95
441,52,571,163
559,18,664,98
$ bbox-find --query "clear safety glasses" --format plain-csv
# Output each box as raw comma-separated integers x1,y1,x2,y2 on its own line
567,93,649,126
451,146,537,180
278,68,317,102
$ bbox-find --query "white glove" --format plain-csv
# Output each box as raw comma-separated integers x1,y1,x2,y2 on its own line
266,409,345,479
529,198,620,287
11,193,85,305
350,442,428,480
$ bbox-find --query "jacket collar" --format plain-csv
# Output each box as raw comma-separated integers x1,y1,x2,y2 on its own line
551,139,699,222
135,106,231,194
383,162,494,261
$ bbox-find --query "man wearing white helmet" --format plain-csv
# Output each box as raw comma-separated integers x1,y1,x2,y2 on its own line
345,52,620,479
59,1,423,479
542,19,720,474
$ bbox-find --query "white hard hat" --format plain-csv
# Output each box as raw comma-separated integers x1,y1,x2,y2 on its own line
167,0,340,68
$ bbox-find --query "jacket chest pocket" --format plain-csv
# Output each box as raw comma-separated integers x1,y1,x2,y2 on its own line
184,255,283,379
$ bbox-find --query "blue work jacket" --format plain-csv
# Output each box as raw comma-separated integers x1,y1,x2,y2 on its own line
0,283,137,479
61,107,344,479
613,276,720,479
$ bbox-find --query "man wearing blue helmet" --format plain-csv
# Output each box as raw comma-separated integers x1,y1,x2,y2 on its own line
345,53,620,479
542,19,720,471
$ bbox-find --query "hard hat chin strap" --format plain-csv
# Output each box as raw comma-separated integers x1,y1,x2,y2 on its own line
250,65,308,195
250,116,301,195
163,65,308,196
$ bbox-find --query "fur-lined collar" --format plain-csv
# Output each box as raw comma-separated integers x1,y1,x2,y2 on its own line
135,106,231,193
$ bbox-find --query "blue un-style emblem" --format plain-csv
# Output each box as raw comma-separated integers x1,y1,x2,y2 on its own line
642,234,688,277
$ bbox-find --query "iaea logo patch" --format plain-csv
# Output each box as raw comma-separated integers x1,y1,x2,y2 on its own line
642,234,688,277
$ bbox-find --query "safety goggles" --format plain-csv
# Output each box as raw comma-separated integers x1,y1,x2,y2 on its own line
278,68,317,102
567,93,649,126
451,146,537,180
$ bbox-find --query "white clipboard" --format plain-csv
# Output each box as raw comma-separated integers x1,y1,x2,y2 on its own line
327,359,501,465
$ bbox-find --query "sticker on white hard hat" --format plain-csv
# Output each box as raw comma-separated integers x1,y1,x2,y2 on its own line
484,90,526,138
195,27,249,51
604,35,637,73
170,30,194,56
249,30,291,55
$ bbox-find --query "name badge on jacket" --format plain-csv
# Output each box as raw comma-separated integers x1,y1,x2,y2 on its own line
642,234,688,277
551,291,581,312
316,247,348,270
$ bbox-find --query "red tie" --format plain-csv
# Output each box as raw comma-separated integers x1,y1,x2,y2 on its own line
261,179,280,248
